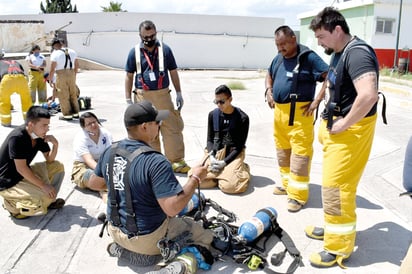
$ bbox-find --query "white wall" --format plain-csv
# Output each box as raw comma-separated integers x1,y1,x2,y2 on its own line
372,3,412,50
0,12,284,70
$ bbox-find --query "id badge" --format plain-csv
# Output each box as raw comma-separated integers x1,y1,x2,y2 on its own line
149,72,156,81
286,71,293,78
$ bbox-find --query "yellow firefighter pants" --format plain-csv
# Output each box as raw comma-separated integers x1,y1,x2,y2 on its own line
134,88,185,163
28,70,47,104
318,114,377,257
55,70,79,118
0,74,32,125
274,102,314,204
0,161,65,216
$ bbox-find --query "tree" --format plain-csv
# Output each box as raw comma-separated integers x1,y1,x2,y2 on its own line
40,0,78,13
101,1,127,12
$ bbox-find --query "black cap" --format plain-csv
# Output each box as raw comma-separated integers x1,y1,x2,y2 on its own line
124,100,169,127
51,37,62,47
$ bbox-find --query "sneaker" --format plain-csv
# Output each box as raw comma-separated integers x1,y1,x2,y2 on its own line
145,261,186,274
287,199,303,212
107,242,123,258
107,242,160,266
273,186,287,195
10,212,29,219
59,116,73,121
171,160,190,174
309,251,338,268
48,198,65,210
305,226,324,240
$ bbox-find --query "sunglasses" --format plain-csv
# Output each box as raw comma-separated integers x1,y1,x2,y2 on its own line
213,99,227,105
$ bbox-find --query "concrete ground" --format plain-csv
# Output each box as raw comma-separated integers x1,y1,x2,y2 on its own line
0,69,411,274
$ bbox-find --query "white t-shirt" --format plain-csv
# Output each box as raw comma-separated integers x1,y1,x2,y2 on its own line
25,53,46,67
50,47,77,71
73,127,113,162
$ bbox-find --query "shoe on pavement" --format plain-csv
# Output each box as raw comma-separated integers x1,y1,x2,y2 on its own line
48,198,65,210
59,116,73,121
107,242,160,266
145,260,186,274
273,186,287,195
171,160,190,174
305,226,324,240
309,251,338,267
10,212,29,219
287,199,303,212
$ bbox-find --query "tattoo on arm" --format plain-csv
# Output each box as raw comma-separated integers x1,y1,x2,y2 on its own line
353,71,378,89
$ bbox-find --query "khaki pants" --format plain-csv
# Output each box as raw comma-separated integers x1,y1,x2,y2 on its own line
71,161,92,189
108,216,213,255
195,148,250,194
56,70,79,117
134,88,185,163
400,242,412,274
0,161,65,216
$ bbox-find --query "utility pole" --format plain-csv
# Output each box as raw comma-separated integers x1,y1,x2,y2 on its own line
393,0,403,70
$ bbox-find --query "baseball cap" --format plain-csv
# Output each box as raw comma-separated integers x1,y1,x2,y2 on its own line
124,100,169,127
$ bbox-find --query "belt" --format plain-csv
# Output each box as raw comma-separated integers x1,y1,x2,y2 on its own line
30,68,44,72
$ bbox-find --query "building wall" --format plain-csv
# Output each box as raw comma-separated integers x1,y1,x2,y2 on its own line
0,12,283,70
298,0,412,71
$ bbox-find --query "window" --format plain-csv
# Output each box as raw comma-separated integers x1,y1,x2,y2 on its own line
376,18,394,34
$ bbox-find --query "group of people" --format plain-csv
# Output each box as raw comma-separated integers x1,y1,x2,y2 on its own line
0,36,79,127
0,7,403,274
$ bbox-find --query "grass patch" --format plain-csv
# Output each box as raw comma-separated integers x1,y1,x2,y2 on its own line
226,81,246,90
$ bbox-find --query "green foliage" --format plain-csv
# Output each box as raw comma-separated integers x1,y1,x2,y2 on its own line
226,81,246,90
40,0,78,13
101,1,127,12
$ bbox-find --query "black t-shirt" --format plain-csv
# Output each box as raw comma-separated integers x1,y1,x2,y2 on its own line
206,107,249,164
0,125,50,189
324,38,378,118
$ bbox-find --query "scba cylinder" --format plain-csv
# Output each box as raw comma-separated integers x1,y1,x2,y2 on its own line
237,207,278,243
178,192,205,216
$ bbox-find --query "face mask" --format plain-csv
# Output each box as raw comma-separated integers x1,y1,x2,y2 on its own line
30,131,40,139
143,39,156,48
34,52,40,57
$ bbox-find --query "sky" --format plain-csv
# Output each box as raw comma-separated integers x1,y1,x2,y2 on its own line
0,0,334,28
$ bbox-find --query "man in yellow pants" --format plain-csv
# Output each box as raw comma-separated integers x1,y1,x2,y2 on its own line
0,52,32,127
305,7,379,268
265,25,328,212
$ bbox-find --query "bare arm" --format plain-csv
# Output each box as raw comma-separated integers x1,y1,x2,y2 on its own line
43,135,58,163
125,72,134,102
169,69,181,92
330,72,378,134
157,165,207,217
88,174,107,191
74,58,79,73
265,72,274,109
81,153,97,170
48,61,57,87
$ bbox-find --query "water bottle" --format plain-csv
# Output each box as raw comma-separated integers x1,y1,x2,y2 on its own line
178,192,205,216
237,207,278,243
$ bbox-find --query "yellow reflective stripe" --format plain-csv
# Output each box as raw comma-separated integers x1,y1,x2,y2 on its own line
288,178,309,190
280,172,289,180
325,222,356,235
1,114,11,118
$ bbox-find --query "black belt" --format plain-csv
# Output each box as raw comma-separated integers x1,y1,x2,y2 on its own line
30,68,43,72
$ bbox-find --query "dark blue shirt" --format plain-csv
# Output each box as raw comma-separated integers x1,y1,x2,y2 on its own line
125,41,178,90
95,139,183,235
268,46,328,103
